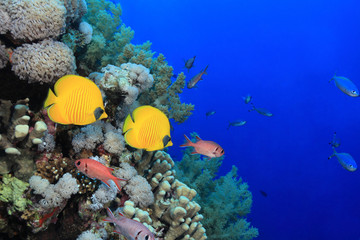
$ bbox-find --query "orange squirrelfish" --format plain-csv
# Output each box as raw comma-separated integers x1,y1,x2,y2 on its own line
187,65,209,89
75,159,126,192
104,208,155,240
180,134,224,159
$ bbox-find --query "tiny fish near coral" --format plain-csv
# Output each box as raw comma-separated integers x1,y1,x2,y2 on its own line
104,208,155,240
180,134,224,159
44,75,108,125
75,158,126,192
184,56,196,71
187,65,209,89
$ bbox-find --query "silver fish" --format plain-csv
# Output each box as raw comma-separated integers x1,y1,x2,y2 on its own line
330,75,359,97
249,103,273,117
243,94,252,104
227,120,247,129
206,110,216,117
187,65,208,89
184,56,196,71
104,208,155,240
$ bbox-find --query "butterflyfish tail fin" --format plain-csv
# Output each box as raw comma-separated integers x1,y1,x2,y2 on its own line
44,89,57,108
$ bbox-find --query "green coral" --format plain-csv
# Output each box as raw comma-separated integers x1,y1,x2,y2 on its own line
0,174,31,215
175,133,259,240
76,0,194,123
79,0,134,73
61,28,87,52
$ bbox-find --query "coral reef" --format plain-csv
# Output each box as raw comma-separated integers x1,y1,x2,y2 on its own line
0,99,41,155
175,133,259,240
11,39,76,84
2,0,66,42
0,174,31,215
0,43,9,69
0,0,257,239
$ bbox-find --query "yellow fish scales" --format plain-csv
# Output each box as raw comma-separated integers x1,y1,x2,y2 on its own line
123,105,173,151
44,75,107,125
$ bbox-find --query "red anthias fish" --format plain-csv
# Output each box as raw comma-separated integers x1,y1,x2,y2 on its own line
104,208,156,240
180,134,224,159
187,65,208,89
75,158,126,192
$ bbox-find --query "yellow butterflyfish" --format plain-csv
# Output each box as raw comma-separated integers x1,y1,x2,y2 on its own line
122,105,173,151
44,75,108,125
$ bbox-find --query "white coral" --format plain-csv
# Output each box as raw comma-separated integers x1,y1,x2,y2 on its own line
72,122,104,153
114,163,154,208
5,0,66,41
55,173,79,199
76,230,102,240
30,174,79,208
89,184,117,211
11,39,76,84
79,21,93,44
125,175,154,208
29,175,50,195
93,64,154,106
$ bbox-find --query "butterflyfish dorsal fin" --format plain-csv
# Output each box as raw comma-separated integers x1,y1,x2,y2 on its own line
44,88,57,108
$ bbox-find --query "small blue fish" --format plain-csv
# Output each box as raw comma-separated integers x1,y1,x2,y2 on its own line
227,120,246,129
243,94,252,104
184,56,196,72
329,75,359,97
206,110,216,117
249,103,273,117
328,150,357,172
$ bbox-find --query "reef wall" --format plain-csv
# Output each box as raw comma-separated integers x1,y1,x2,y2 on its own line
0,0,257,239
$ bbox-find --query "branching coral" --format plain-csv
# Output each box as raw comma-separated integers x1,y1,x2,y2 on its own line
175,133,259,240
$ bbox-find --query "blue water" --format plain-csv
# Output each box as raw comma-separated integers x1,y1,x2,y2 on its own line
119,0,360,239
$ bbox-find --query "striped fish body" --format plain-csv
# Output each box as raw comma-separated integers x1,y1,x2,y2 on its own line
44,75,107,125
123,105,173,151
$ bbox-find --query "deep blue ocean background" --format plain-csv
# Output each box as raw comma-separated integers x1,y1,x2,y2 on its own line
118,0,360,239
